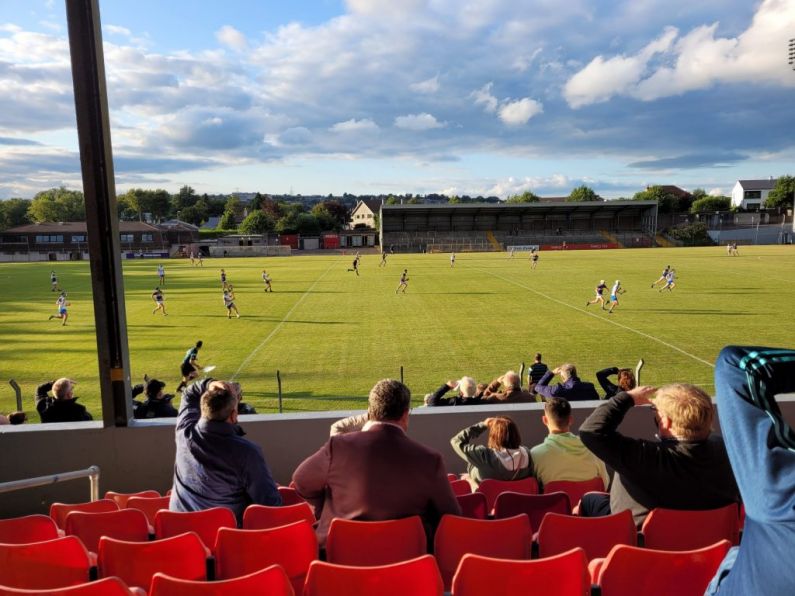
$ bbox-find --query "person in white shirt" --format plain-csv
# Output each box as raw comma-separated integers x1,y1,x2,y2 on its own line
607,280,625,314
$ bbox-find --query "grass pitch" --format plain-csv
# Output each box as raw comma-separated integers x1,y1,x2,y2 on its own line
1,245,793,419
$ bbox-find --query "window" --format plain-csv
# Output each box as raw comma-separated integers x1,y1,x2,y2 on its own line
71,235,86,243
142,234,153,243
35,235,64,243
120,234,134,243
744,190,761,199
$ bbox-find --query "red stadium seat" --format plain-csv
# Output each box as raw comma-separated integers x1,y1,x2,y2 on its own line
303,555,443,596
434,514,532,590
0,577,137,595
49,499,119,530
476,477,538,514
148,565,294,596
154,507,236,555
242,502,315,530
448,479,472,496
104,490,160,509
97,532,207,591
592,541,731,596
537,510,637,561
0,536,91,590
493,491,571,532
0,515,59,545
455,493,488,519
543,477,605,509
124,496,171,527
325,516,426,566
64,509,150,553
451,548,590,596
277,487,306,506
447,473,459,482
640,505,741,550
214,520,317,594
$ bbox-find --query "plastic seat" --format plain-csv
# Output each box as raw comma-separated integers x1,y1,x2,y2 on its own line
543,477,605,508
641,504,741,550
0,515,59,544
277,487,306,506
242,502,315,530
303,555,443,596
455,493,488,519
434,514,532,590
325,516,426,566
451,548,590,596
215,520,317,594
449,479,471,496
64,509,150,553
0,577,136,595
125,496,172,526
493,491,571,532
447,473,459,482
0,536,91,590
592,540,731,596
104,490,160,509
476,477,539,514
49,499,119,530
154,507,236,555
148,565,294,596
97,532,207,591
537,510,637,561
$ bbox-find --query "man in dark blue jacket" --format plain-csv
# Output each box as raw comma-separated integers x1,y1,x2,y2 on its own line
534,363,599,401
169,378,281,523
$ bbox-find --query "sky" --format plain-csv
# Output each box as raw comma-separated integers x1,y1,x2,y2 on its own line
0,0,793,200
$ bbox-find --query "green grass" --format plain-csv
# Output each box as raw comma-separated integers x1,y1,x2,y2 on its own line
1,246,794,419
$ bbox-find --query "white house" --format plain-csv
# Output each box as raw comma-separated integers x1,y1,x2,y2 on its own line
348,199,382,229
731,179,776,210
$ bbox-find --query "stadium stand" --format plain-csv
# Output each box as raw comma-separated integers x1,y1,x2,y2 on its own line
104,490,160,509
303,555,443,596
543,477,605,511
154,507,236,556
124,496,171,527
49,500,119,530
0,577,137,595
0,536,92,590
454,493,488,519
242,502,315,530
476,477,539,515
493,491,571,531
537,510,637,561
0,515,59,544
64,509,150,553
325,516,427,566
148,566,293,596
639,504,741,550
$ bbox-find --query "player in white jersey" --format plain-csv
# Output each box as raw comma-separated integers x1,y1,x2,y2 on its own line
651,265,671,288
450,252,456,268
50,271,60,292
157,264,165,285
395,269,409,293
223,289,240,318
152,287,167,315
49,292,70,326
530,249,539,269
607,280,625,314
262,270,273,292
659,269,676,292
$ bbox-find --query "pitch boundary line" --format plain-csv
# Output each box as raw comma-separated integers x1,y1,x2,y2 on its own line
231,259,339,381
474,266,715,370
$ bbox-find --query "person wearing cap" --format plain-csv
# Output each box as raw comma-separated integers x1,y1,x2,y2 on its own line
35,378,92,423
426,376,484,407
586,279,608,309
132,379,177,419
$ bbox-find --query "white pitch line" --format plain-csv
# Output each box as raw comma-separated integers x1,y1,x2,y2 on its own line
231,259,339,381
475,266,716,369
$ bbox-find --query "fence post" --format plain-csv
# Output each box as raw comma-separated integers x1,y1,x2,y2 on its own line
400,366,404,384
276,370,283,414
9,379,22,412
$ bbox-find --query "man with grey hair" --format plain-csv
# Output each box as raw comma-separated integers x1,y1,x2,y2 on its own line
293,379,460,547
169,378,281,523
534,363,599,401
427,376,483,406
484,370,535,403
35,378,92,423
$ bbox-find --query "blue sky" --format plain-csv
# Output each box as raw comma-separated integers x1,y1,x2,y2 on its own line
0,0,793,199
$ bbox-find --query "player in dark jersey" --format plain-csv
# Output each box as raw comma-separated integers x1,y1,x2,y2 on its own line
586,280,608,309
651,265,671,288
395,269,409,293
347,255,361,276
151,287,167,316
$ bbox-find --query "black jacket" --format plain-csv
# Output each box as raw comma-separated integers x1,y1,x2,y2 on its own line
427,383,484,407
36,383,92,423
133,398,178,419
596,367,621,399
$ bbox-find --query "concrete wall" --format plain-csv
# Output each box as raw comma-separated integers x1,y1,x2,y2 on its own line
3,397,795,519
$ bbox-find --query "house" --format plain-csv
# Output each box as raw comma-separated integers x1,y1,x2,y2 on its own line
731,179,776,210
157,219,200,245
348,199,382,229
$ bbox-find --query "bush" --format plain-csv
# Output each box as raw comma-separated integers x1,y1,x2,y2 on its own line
666,222,714,246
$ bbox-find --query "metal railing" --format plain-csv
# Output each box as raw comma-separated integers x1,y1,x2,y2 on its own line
0,466,100,502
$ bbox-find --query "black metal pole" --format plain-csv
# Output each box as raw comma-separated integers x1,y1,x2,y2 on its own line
9,380,22,412
276,370,283,413
65,0,132,426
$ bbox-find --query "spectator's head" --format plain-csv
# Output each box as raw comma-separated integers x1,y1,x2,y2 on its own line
145,379,166,400
368,379,411,426
653,384,714,441
196,340,203,349
477,382,488,395
617,369,636,391
52,378,76,400
200,381,240,423
543,397,572,432
534,353,543,363
558,364,577,381
8,411,27,425
502,371,521,390
457,376,477,398
486,417,522,450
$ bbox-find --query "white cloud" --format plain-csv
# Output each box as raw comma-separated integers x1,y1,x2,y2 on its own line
409,75,440,94
105,25,133,37
471,82,498,113
216,25,248,52
330,118,379,132
394,113,444,130
498,98,543,126
708,187,726,196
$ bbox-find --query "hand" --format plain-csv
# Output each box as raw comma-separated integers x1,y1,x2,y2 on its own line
446,380,457,389
627,385,656,406
43,381,54,392
552,367,561,376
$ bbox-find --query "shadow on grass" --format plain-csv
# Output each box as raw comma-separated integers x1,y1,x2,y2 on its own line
641,309,765,316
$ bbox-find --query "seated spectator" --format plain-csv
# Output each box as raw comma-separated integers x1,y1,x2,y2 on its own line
530,397,608,490
292,379,460,547
483,371,535,403
229,382,257,414
330,412,369,436
706,346,795,595
595,366,637,399
427,376,483,406
132,379,178,419
579,384,739,525
169,377,281,523
527,353,549,392
451,417,534,491
35,378,93,423
534,363,599,401
0,411,27,425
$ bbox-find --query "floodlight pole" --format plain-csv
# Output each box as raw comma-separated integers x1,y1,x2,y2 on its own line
65,0,132,426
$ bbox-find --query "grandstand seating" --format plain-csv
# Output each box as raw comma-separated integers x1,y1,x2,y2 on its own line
303,555,443,596
640,504,741,550
325,516,426,566
448,479,472,496
124,496,171,527
537,510,637,560
0,577,137,595
451,549,590,596
49,500,119,530
148,566,294,596
104,490,160,509
277,486,306,506
455,493,488,519
242,502,315,530
476,477,539,514
0,536,92,590
64,509,150,553
493,491,571,531
0,514,59,544
543,477,605,509
154,507,236,555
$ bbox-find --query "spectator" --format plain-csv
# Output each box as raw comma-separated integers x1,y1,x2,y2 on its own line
169,378,281,523
595,366,637,399
132,379,178,419
292,379,460,547
579,384,739,525
330,412,369,436
534,363,599,401
530,397,608,490
229,381,257,415
0,411,27,425
706,346,795,595
484,371,535,403
35,378,93,423
177,341,203,392
450,417,534,491
527,353,549,392
427,376,483,406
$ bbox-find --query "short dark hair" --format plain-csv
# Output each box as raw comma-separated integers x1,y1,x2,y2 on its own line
367,379,410,422
544,397,572,426
196,340,203,349
8,411,27,425
200,384,238,421
535,353,542,361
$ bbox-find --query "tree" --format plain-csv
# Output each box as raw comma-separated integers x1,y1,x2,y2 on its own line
171,185,198,213
385,196,399,205
218,210,237,230
632,186,680,213
224,195,241,214
239,210,274,234
311,203,338,231
250,192,264,211
275,211,299,234
295,213,321,235
567,185,600,202
691,188,708,201
506,190,539,203
179,205,204,226
447,195,461,204
765,175,795,209
0,198,32,230
690,195,731,213
315,200,348,228
28,187,85,222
